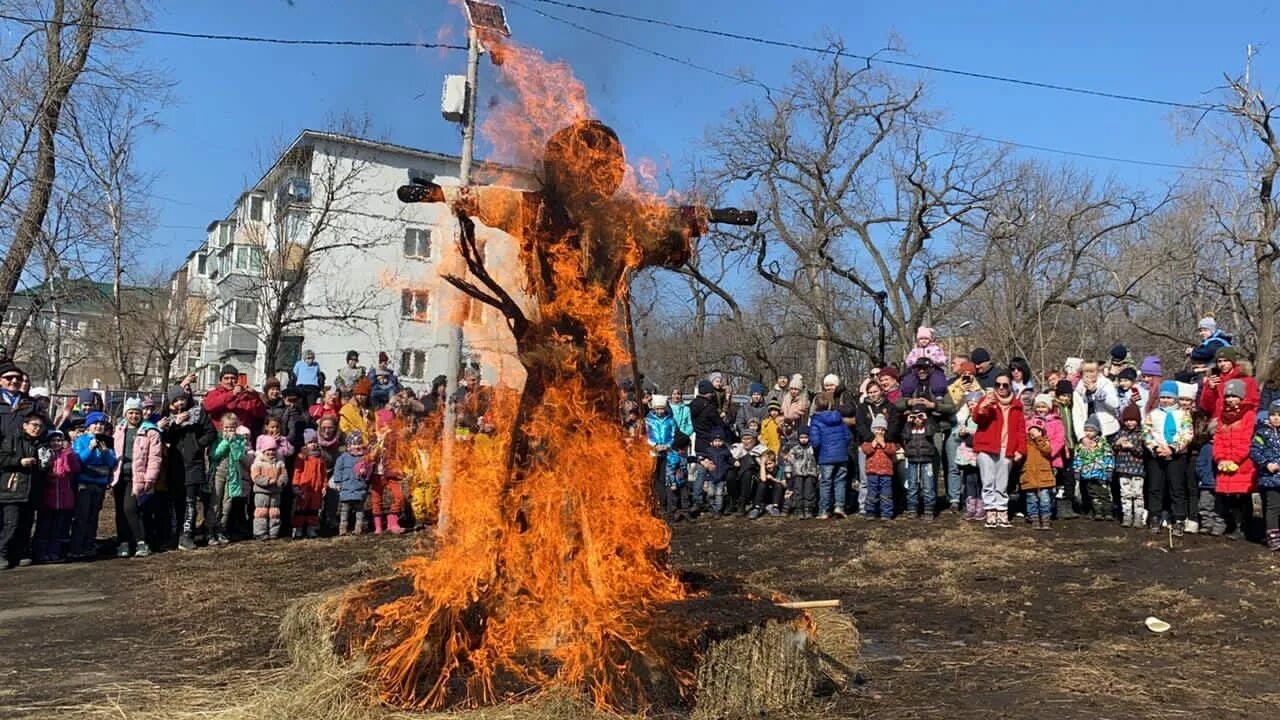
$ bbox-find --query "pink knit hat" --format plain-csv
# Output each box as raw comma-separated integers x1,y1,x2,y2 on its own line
916,326,934,341
256,435,278,452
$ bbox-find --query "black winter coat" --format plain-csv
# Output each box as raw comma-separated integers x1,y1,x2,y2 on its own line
0,431,42,503
689,396,724,454
163,412,217,487
854,400,903,444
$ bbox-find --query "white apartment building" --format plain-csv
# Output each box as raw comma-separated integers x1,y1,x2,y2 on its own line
171,130,533,392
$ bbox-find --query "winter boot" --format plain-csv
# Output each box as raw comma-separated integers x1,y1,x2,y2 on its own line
306,525,319,539
116,542,131,558
292,527,303,539
373,515,385,535
1040,516,1053,531
984,510,997,529
1267,529,1280,551
178,533,196,551
386,514,405,534
133,541,151,558
354,511,366,535
997,511,1013,529
1184,519,1199,535
966,497,981,520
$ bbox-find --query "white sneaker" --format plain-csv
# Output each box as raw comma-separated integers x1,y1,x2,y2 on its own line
116,542,131,558
1183,520,1199,535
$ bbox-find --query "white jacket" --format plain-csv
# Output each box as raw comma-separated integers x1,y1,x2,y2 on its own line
1073,376,1119,438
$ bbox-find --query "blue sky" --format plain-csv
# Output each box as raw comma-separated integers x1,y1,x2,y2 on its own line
134,0,1280,272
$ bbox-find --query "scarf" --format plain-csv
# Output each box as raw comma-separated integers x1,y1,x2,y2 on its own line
1163,409,1177,445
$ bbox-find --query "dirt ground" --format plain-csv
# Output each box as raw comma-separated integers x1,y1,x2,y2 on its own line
3,515,1278,719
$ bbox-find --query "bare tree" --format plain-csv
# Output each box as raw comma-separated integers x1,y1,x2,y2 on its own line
240,117,392,375
66,84,159,389
706,42,1006,371
1184,67,1280,380
0,0,102,321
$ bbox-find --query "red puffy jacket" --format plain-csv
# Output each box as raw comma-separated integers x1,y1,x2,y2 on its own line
1212,410,1257,494
1199,368,1259,421
972,397,1027,459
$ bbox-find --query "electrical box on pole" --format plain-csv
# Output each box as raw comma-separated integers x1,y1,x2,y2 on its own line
441,74,468,123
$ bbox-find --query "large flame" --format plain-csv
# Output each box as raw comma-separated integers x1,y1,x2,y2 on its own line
341,32,691,710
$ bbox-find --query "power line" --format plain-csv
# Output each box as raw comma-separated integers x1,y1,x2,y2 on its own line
525,0,1225,116
0,13,467,50
510,0,1250,177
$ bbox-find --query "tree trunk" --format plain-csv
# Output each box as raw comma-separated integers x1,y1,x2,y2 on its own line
0,1,97,321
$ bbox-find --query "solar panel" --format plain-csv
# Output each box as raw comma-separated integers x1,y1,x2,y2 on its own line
463,1,511,37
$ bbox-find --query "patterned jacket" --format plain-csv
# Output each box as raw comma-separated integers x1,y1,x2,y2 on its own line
1112,428,1146,478
1072,438,1114,483
785,443,818,477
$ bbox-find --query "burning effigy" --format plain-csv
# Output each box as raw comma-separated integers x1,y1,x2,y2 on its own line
309,35,841,718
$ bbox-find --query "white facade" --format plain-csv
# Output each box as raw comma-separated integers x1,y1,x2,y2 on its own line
174,130,534,392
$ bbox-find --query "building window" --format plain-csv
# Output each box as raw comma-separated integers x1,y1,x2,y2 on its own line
186,356,200,372
403,228,431,259
196,253,208,275
400,289,429,321
233,299,258,325
399,349,427,380
249,195,265,222
218,222,236,247
234,246,263,273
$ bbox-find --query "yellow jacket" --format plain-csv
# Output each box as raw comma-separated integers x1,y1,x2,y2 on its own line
760,416,781,455
339,401,375,438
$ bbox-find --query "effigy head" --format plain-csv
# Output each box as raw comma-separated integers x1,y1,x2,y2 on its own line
543,119,625,206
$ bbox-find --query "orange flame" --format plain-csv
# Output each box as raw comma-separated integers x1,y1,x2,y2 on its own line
343,32,693,712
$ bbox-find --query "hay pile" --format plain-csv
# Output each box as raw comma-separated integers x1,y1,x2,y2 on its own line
66,585,859,720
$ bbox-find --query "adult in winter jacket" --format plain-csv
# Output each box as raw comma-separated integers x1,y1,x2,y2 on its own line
160,386,217,551
1072,362,1119,440
972,373,1027,527
340,378,377,438
203,364,267,432
735,383,769,439
808,394,852,518
0,411,45,567
781,375,810,426
111,398,163,558
333,351,366,399
1199,347,1260,421
0,360,31,442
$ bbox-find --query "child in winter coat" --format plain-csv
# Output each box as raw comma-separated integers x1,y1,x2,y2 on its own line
646,396,689,518
954,392,983,520
1072,415,1114,521
33,431,79,562
69,412,118,559
861,416,898,520
291,429,328,539
1214,380,1257,539
250,436,288,540
1249,399,1280,550
208,417,252,547
760,401,783,456
1142,381,1194,534
901,409,938,519
1113,404,1147,529
0,411,46,568
1022,418,1057,530
332,431,370,535
901,327,949,398
745,450,786,518
697,431,733,515
364,425,407,535
784,429,818,518
809,396,852,519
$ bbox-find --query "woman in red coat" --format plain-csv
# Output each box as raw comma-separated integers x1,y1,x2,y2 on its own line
972,372,1027,529
1212,379,1256,538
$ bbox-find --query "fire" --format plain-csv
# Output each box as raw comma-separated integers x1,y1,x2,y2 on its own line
341,31,693,710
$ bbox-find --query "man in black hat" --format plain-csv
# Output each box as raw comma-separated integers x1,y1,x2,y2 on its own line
202,364,267,432
969,348,1003,390
688,379,725,512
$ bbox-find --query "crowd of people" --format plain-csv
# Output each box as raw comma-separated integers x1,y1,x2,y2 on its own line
4,316,1279,570
642,318,1280,548
0,349,496,569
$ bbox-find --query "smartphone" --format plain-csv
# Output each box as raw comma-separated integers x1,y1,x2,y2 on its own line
237,374,249,388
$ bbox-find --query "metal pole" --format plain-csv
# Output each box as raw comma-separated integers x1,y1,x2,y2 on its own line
437,26,481,537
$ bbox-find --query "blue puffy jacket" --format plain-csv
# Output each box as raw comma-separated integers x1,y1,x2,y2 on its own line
73,434,117,488
808,410,851,465
332,451,368,502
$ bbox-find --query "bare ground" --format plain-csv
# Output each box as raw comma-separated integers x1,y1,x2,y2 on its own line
2,515,1277,719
